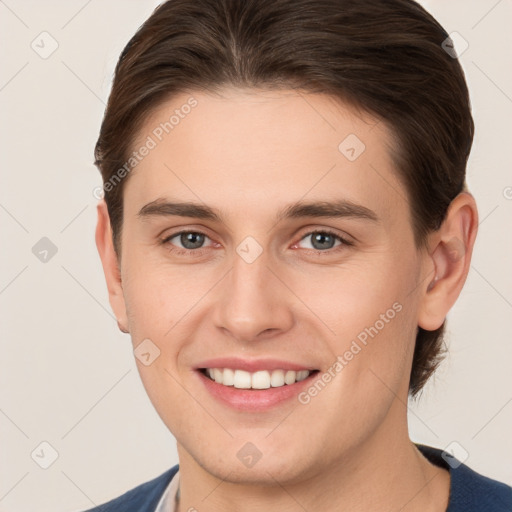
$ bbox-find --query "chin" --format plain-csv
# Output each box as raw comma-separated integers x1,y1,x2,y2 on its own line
192,446,321,486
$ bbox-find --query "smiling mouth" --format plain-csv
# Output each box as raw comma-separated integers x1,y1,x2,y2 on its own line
199,368,320,390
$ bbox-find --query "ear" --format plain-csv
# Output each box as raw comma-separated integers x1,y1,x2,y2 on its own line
417,192,479,331
95,200,130,334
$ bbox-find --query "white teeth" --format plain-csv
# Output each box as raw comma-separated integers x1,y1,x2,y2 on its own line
296,370,309,382
251,371,271,389
213,368,223,383
204,368,311,389
222,368,235,386
270,369,285,387
284,370,296,385
233,370,252,389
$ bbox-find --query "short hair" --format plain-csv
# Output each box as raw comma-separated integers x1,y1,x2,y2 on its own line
94,0,474,398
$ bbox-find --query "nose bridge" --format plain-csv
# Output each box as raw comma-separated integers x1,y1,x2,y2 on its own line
231,249,270,300
213,245,293,340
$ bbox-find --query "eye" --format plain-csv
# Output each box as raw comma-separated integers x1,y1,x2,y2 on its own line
294,230,352,251
162,230,214,253
161,228,352,256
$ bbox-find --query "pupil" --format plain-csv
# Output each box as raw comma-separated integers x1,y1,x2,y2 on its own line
312,233,334,250
181,232,204,249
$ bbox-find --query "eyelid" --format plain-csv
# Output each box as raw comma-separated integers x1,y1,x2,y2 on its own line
159,221,218,240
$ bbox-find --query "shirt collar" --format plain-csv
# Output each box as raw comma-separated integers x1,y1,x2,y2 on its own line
154,469,180,511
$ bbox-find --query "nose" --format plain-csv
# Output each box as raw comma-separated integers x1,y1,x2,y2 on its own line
212,249,295,342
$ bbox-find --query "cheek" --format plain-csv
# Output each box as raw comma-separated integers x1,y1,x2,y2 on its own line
122,257,215,342
288,257,406,333
288,252,418,385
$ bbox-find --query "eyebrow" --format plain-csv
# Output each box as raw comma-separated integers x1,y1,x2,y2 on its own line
137,198,379,224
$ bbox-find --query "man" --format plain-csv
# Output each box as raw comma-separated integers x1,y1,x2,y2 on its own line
88,0,512,510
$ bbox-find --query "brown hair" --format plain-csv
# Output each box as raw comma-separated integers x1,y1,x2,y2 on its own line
94,0,474,398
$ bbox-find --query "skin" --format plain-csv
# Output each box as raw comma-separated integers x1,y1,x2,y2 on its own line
96,88,478,511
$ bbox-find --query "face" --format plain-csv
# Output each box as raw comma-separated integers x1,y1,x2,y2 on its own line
106,88,432,484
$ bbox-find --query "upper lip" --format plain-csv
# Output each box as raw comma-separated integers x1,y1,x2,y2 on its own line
195,357,317,373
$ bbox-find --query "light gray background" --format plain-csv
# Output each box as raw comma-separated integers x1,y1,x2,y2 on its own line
1,1,511,511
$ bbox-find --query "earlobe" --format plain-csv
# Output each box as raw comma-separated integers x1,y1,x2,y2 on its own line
95,200,130,334
417,192,478,331
117,320,129,333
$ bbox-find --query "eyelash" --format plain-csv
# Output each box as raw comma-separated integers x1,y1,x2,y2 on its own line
160,229,354,257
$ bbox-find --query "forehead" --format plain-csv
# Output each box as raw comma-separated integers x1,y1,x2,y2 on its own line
124,88,405,226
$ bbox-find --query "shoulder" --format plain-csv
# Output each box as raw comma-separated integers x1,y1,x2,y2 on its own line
449,457,512,511
79,464,179,512
416,444,512,512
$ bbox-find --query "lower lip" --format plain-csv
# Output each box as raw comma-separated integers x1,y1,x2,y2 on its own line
196,370,319,412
